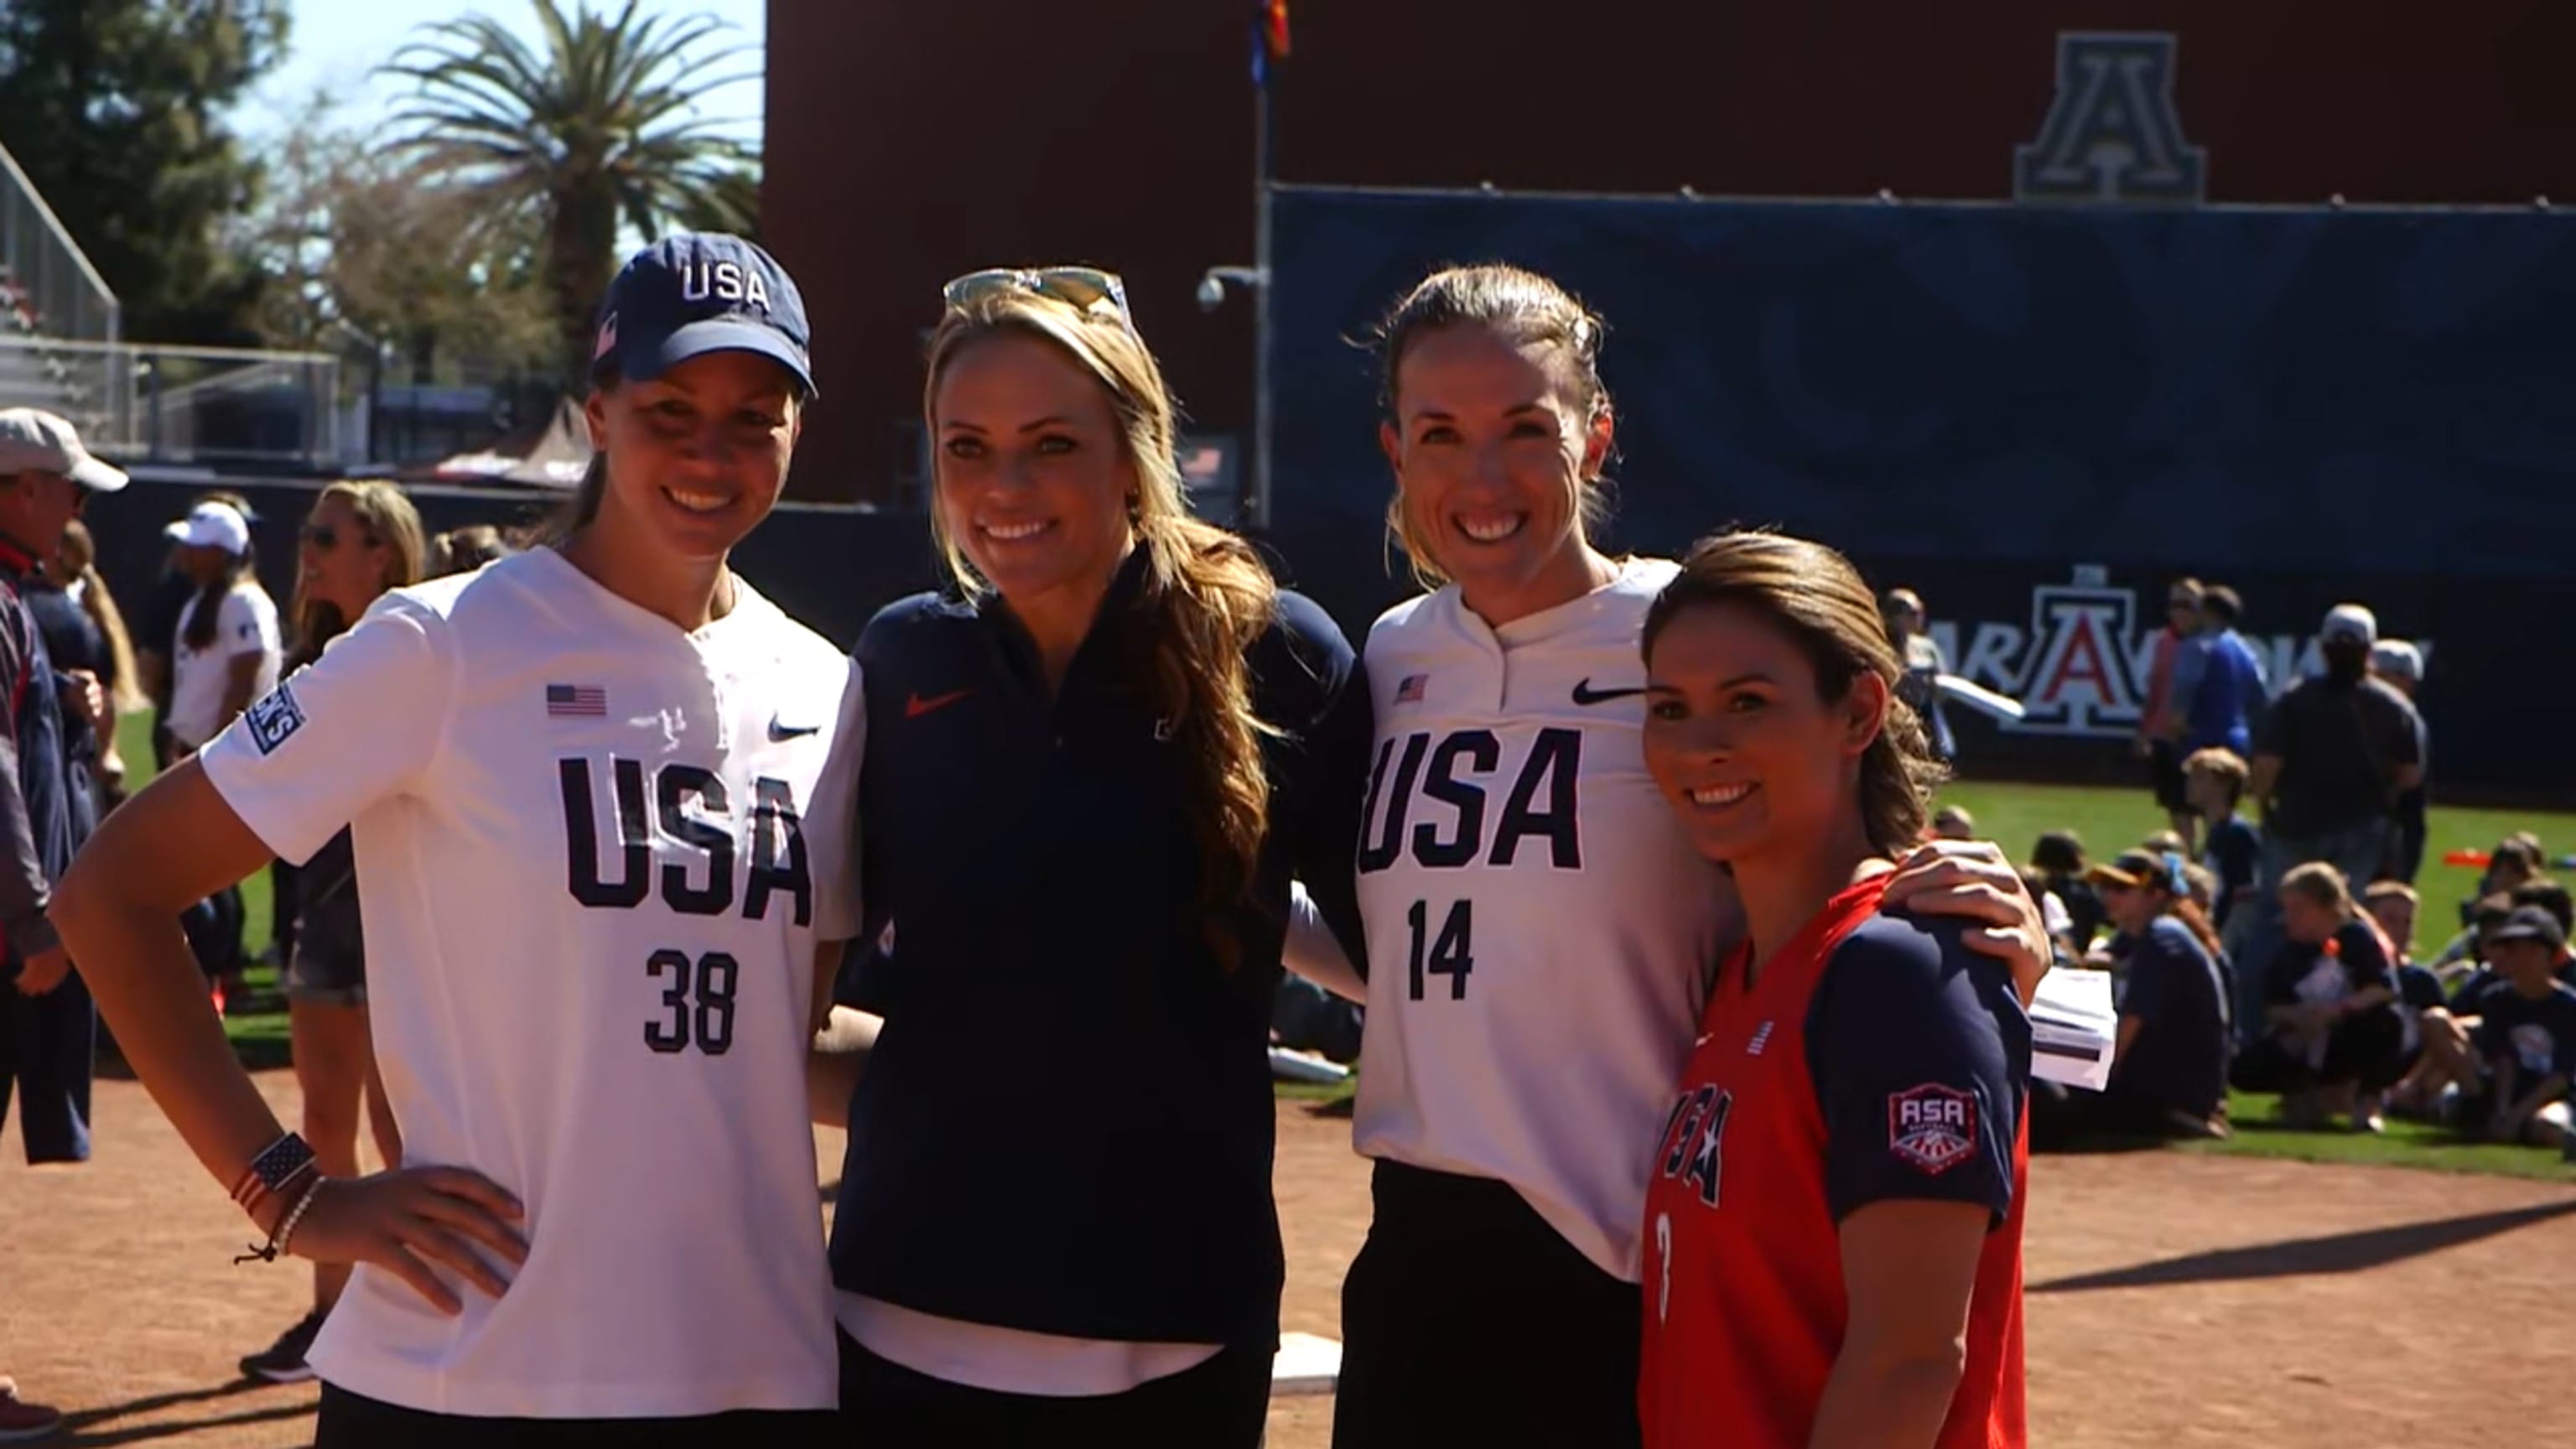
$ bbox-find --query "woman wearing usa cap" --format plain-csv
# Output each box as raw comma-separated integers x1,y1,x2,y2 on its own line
59,233,865,1446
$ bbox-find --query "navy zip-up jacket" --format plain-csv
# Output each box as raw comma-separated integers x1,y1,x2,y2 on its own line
828,552,1367,1348
0,534,75,965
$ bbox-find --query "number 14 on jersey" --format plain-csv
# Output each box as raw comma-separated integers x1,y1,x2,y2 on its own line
1405,899,1474,1001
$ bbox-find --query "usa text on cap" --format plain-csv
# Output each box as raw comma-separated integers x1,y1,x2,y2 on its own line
0,408,127,492
590,232,816,398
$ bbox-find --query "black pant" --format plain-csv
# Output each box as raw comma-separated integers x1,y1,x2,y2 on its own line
1333,1161,1642,1449
0,960,92,1163
837,1327,1273,1447
2231,1008,2408,1095
315,1384,831,1447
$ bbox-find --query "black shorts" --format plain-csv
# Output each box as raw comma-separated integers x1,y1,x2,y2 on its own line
286,941,366,1006
835,1327,1271,1448
1332,1160,1642,1449
2148,740,2189,813
315,1383,831,1448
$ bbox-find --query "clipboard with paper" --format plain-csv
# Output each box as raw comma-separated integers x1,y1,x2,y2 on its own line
2028,967,2117,1092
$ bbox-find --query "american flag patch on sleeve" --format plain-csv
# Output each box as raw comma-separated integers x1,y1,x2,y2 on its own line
546,683,608,718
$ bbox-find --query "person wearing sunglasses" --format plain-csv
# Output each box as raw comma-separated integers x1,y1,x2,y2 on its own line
57,234,864,1446
811,264,1366,1445
233,481,428,1386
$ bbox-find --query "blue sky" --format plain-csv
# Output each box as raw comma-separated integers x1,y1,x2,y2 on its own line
244,0,766,147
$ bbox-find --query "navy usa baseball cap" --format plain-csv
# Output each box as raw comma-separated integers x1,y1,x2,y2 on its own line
590,233,816,397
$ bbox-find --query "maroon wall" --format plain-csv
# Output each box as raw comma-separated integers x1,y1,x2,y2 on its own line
764,1,2576,503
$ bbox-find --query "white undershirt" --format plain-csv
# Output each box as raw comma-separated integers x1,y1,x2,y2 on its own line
835,1292,1221,1397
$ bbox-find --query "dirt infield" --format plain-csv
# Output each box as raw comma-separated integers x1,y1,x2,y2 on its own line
7,1078,2573,1447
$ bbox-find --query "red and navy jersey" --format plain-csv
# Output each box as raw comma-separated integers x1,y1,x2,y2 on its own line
1639,875,2031,1449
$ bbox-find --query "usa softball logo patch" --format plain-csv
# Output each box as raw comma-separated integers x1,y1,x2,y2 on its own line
1888,1083,1976,1175
245,683,306,756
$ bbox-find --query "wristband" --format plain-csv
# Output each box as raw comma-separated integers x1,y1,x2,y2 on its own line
231,1132,316,1208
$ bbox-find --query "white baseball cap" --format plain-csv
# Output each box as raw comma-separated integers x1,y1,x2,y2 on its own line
2320,603,2377,647
164,500,252,557
2371,639,2423,682
0,408,127,492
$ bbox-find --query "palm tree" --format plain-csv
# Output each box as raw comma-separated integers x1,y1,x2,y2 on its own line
380,0,761,382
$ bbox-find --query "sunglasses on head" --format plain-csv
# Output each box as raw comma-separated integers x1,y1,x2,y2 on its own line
942,267,1134,331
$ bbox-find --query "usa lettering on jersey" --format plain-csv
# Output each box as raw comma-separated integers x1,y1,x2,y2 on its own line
1654,1083,1732,1209
1357,727,1584,873
558,756,815,1060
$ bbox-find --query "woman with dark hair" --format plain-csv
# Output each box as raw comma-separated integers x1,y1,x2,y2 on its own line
57,233,864,1446
2029,849,2232,1145
1636,529,2029,1449
236,480,428,1385
159,498,279,1013
1320,265,2049,1449
812,267,1362,1446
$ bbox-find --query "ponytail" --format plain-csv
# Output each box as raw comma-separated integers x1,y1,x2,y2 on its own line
1130,512,1282,968
2166,896,2225,962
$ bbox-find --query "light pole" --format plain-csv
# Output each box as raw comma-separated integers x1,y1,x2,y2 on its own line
1197,263,1269,530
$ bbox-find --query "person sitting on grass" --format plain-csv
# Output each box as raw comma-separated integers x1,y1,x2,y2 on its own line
2395,896,2521,1116
2029,849,2231,1146
2033,828,2106,954
2439,837,2542,948
2506,879,2576,986
2451,907,2576,1147
2233,863,2405,1133
2184,747,2262,937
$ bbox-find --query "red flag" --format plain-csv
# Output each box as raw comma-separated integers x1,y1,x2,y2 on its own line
1265,0,1291,60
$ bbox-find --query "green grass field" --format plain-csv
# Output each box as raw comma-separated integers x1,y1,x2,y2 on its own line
121,704,2574,1177
1933,777,2576,958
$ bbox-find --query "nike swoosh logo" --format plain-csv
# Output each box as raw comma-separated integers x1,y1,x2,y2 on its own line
1571,678,1647,706
905,688,974,719
768,717,821,741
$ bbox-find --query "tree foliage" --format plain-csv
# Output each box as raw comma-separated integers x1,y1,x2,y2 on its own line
247,93,556,382
0,0,290,343
379,0,761,382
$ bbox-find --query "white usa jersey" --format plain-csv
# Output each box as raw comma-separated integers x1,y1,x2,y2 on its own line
199,548,864,1418
1352,557,1739,1282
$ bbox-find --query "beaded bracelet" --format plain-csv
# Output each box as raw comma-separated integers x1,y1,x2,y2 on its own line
236,1176,327,1265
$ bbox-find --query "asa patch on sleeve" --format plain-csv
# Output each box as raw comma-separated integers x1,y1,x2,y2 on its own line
245,682,307,756
1887,1083,1978,1175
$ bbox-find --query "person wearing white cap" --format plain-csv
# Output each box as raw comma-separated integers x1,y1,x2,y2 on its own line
158,498,280,1015
2236,602,2425,1042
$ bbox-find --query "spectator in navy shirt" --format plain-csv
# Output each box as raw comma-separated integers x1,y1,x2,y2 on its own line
815,267,1364,1446
2233,863,2404,1131
2031,849,2230,1145
2454,908,2576,1146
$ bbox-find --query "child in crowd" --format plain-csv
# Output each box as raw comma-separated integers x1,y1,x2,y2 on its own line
2450,908,2576,1146
2234,863,2405,1132
2028,849,2231,1145
1930,804,1976,840
2033,829,2106,954
2184,747,2262,935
